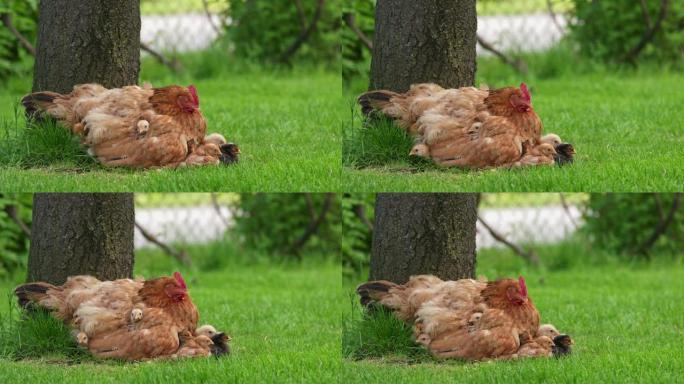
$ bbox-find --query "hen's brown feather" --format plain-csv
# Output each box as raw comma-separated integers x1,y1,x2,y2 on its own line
357,275,541,361
359,83,548,169
20,83,220,168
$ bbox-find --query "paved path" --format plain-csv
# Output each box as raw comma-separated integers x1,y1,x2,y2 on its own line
135,204,581,250
141,12,568,54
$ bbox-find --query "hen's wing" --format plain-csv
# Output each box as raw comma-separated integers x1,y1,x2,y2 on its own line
87,308,181,361
14,275,105,321
358,83,445,129
426,308,522,361
357,276,486,322
22,84,153,138
428,116,527,169
90,115,191,168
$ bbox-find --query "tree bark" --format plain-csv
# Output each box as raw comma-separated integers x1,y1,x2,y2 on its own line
32,0,140,93
370,193,477,283
369,0,477,92
28,193,135,285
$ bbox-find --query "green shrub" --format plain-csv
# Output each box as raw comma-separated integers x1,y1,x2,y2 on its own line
341,0,374,86
0,194,32,279
0,0,37,83
224,0,340,67
582,193,684,258
342,193,374,276
232,193,341,260
569,0,684,64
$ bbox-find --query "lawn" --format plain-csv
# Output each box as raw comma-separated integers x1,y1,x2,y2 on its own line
343,62,684,192
0,53,341,192
0,248,342,383
342,245,684,383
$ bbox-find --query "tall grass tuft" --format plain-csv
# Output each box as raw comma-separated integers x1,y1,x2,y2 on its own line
0,294,90,361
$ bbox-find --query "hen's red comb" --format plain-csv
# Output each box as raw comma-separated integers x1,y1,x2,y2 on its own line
173,271,187,290
520,83,531,103
188,85,199,106
518,276,528,298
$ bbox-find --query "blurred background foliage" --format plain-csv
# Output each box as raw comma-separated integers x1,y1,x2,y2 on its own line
0,0,341,84
570,0,684,64
341,193,684,277
583,193,684,257
0,194,31,279
342,0,684,86
2,193,683,281
225,0,340,67
0,0,37,83
232,193,341,259
0,193,341,281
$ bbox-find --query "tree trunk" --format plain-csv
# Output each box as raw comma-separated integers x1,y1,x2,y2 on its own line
370,193,477,283
369,0,477,92
32,0,140,93
28,193,135,284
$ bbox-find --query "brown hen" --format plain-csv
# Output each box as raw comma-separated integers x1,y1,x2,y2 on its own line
359,83,556,169
21,84,235,168
15,272,200,361
357,275,540,361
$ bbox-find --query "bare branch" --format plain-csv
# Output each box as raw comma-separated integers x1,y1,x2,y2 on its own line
304,193,316,221
639,193,681,254
558,193,579,229
210,193,231,229
3,204,31,238
477,35,527,75
639,0,653,28
0,13,36,56
652,193,665,220
624,0,669,63
201,0,222,36
546,0,566,35
140,42,183,72
478,215,540,266
280,0,325,62
293,0,308,31
352,204,373,232
342,12,373,51
135,222,191,265
292,193,334,253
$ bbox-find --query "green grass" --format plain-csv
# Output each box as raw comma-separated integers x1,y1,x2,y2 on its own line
477,0,573,16
0,52,341,192
0,248,341,383
140,0,228,15
342,244,684,383
343,57,684,192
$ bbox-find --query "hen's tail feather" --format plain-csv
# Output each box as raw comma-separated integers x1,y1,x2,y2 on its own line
21,91,64,119
356,280,400,307
14,282,59,309
357,90,401,116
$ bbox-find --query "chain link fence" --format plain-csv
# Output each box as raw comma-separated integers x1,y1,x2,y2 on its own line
141,0,574,55
476,0,572,52
139,0,230,58
135,193,586,253
134,194,236,252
